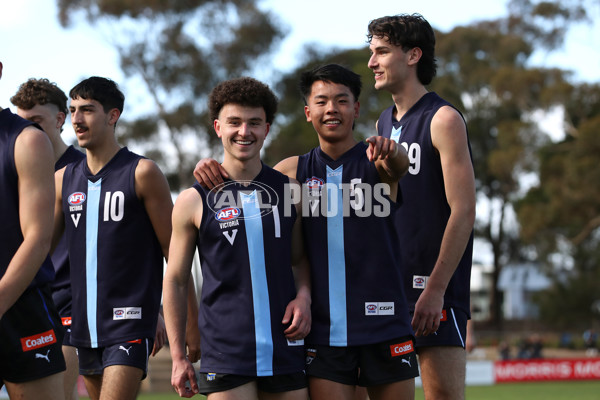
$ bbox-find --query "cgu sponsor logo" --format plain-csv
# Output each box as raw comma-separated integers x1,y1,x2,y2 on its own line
113,307,142,320
390,340,414,357
68,192,86,205
215,207,241,222
20,329,57,352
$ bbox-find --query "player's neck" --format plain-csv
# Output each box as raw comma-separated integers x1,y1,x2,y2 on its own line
391,83,428,121
319,135,358,161
51,137,70,163
85,141,122,175
221,156,262,182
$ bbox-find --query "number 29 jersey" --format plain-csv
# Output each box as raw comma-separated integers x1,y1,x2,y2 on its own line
377,92,474,316
62,147,163,348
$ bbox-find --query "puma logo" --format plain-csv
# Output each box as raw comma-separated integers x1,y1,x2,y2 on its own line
119,345,132,355
35,350,51,362
401,357,411,368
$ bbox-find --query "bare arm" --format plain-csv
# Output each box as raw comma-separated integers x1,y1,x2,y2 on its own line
282,178,311,340
163,189,203,397
0,127,54,317
273,156,299,180
51,167,66,253
135,158,173,259
412,106,476,336
185,278,201,363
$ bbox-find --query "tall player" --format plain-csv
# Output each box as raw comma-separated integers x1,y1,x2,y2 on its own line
193,64,418,400
368,14,476,400
164,77,311,399
53,77,173,400
12,78,85,400
0,62,66,399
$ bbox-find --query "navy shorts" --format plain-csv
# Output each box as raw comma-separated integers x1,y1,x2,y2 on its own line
51,286,74,346
196,371,307,395
305,335,419,386
78,338,153,379
413,307,468,349
0,285,66,384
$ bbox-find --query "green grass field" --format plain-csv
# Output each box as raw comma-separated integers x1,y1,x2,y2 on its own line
80,381,600,399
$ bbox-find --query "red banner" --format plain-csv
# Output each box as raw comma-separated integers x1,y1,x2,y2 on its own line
494,358,600,382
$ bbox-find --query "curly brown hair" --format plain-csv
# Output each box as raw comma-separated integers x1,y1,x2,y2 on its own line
10,78,68,115
209,77,278,124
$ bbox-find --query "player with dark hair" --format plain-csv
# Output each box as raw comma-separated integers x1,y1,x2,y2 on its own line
53,76,173,400
164,77,311,399
368,14,476,400
0,61,66,400
193,64,418,400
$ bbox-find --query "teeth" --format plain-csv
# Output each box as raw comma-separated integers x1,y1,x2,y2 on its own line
325,120,341,125
235,140,252,145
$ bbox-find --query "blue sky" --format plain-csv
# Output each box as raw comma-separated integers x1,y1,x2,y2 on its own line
1,0,598,131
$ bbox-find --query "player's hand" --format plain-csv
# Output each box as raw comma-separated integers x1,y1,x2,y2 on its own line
185,323,202,363
193,158,228,189
411,289,444,337
171,357,198,398
152,313,167,356
365,136,398,162
282,295,311,341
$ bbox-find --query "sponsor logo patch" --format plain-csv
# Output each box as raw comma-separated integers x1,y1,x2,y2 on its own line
20,329,57,352
440,309,447,321
113,307,142,320
390,340,414,357
413,275,428,289
61,317,72,326
365,302,395,315
287,338,304,346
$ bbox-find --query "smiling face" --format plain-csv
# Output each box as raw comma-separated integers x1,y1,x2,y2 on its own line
304,80,359,146
69,97,119,150
368,35,414,93
215,103,269,164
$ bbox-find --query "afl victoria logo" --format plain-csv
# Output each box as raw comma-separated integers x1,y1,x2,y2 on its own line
68,192,86,205
215,207,241,222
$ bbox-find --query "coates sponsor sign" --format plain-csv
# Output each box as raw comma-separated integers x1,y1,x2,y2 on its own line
495,359,600,382
20,329,57,351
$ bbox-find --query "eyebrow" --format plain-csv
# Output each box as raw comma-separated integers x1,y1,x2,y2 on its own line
69,102,97,110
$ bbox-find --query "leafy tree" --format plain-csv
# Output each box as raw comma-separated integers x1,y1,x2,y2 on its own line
517,84,600,329
57,0,286,189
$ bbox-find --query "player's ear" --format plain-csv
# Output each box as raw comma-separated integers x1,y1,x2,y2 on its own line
304,105,311,122
214,119,222,138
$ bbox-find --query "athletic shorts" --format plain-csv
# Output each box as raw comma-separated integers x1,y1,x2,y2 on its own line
413,307,468,349
51,286,74,346
0,285,66,384
78,338,153,379
305,336,419,386
196,371,307,395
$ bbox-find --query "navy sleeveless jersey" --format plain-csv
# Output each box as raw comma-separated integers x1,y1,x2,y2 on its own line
377,92,474,316
62,147,163,348
52,145,85,297
194,164,304,377
296,142,413,347
0,109,54,286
